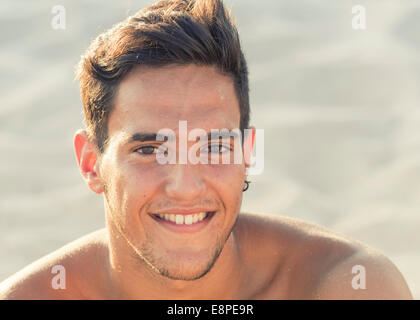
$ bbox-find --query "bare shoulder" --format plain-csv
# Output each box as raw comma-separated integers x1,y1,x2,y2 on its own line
236,212,413,299
309,245,413,299
0,229,109,300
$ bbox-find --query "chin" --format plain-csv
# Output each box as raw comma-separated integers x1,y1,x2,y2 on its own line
153,246,223,281
157,261,215,281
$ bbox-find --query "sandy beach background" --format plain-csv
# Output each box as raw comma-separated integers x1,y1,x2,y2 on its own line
1,0,419,298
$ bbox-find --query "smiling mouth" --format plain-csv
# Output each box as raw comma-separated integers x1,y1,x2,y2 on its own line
151,211,215,225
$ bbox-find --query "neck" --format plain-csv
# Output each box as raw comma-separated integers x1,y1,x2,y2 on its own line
104,219,246,299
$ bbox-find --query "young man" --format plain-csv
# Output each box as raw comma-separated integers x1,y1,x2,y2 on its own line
0,0,413,299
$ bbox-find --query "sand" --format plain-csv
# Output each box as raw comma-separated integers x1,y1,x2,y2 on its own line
0,0,419,298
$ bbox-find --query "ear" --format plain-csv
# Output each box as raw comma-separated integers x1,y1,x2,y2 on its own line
74,129,104,194
243,126,256,171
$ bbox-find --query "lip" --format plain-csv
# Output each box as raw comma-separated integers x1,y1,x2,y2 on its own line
150,211,216,234
150,208,217,215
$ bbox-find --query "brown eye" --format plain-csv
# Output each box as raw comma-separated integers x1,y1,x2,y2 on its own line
206,143,231,154
209,144,222,153
136,146,157,155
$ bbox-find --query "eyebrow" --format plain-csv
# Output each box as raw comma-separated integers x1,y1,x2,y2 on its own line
129,132,160,142
126,130,241,144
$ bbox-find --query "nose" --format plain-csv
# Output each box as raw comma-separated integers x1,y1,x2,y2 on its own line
164,163,206,201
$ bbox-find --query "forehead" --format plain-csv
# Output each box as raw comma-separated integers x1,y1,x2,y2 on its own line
108,64,240,140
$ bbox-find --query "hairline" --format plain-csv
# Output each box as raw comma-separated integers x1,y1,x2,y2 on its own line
97,63,245,154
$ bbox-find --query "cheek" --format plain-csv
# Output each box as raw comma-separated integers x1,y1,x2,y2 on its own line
101,159,163,215
207,164,245,203
118,164,164,204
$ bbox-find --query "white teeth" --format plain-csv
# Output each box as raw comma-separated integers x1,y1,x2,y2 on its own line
198,212,206,220
185,215,193,225
156,212,210,225
175,215,184,225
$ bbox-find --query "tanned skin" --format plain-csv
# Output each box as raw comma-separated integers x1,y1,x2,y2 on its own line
0,65,413,299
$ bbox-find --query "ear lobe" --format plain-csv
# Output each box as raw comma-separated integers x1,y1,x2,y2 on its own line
74,130,104,194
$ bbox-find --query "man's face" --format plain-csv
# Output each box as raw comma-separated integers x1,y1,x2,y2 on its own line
98,64,246,280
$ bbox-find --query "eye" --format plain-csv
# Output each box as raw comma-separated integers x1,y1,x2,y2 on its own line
205,143,231,154
135,145,158,155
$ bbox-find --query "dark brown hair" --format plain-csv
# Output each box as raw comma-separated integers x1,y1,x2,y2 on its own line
76,0,249,153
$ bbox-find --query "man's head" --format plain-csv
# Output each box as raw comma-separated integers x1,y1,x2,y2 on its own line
76,0,249,153
74,0,253,282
